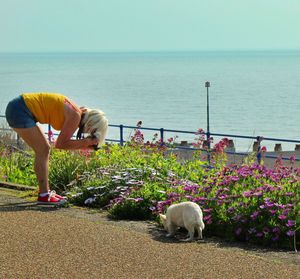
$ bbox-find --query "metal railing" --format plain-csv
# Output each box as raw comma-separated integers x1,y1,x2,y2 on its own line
1,114,300,162
105,124,300,162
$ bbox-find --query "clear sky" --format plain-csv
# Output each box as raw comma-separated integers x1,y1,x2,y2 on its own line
1,0,299,52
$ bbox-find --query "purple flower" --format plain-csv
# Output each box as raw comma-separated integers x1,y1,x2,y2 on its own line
285,192,294,196
286,220,296,227
265,201,274,208
250,211,260,220
278,214,287,220
277,204,285,209
227,207,235,213
219,194,228,199
167,192,180,198
232,214,242,221
286,230,295,237
203,215,212,221
256,232,264,238
243,191,253,198
202,186,212,193
271,235,280,242
193,196,207,202
235,227,242,236
203,215,213,225
253,191,263,197
272,227,281,234
230,176,239,181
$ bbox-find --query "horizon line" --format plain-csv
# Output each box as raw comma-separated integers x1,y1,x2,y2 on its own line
0,48,300,55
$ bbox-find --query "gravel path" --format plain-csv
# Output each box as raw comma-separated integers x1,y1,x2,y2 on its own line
0,188,299,279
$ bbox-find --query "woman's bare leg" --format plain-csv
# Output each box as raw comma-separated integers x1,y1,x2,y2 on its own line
13,126,50,193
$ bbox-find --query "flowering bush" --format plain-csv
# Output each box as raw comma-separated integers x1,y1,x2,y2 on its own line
149,163,299,248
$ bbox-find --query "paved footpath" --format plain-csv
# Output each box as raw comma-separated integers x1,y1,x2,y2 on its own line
0,188,299,279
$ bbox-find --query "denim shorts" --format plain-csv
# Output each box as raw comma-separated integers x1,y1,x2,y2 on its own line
5,95,37,128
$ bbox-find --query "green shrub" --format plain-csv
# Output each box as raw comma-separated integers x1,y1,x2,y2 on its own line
0,148,36,186
48,150,89,192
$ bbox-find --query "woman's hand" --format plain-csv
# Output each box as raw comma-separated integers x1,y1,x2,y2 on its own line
85,136,100,149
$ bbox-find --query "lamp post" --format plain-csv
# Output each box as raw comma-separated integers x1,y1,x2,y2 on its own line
205,81,211,164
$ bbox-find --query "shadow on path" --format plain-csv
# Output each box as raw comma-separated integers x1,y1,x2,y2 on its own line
0,202,62,212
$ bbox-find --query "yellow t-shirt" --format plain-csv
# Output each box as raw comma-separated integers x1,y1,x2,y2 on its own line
22,93,66,130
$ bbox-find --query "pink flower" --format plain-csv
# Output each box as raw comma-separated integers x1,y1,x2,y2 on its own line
167,137,174,143
47,130,54,142
195,128,205,135
289,155,295,162
278,214,287,220
261,146,267,152
213,138,230,153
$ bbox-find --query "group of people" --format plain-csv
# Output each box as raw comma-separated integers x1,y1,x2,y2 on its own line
5,93,108,204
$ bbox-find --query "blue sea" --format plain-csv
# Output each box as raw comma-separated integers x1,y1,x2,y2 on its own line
0,50,299,151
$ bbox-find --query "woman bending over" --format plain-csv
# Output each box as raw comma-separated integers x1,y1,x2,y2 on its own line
5,92,108,205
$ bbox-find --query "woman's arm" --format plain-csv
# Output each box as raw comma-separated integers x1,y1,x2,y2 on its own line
54,103,99,150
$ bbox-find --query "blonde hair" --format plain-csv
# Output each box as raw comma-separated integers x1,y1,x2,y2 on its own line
81,108,108,145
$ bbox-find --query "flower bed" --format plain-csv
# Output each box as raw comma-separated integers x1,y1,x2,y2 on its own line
0,130,299,249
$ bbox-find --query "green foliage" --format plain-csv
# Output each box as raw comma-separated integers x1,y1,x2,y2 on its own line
109,198,153,220
48,150,89,192
0,147,36,186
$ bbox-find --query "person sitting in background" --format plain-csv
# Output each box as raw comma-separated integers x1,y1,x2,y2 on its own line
5,92,108,205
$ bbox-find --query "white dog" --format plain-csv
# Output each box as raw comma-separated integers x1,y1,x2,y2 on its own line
159,201,205,241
